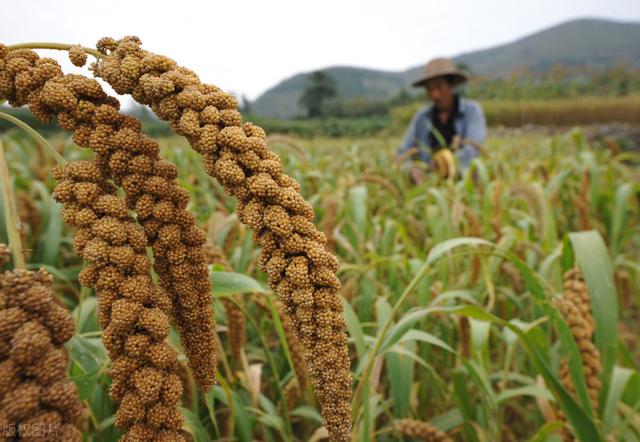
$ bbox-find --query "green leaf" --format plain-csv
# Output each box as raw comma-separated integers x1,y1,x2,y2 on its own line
561,234,574,273
210,270,268,296
462,359,499,437
291,406,324,424
496,385,554,404
342,296,366,358
34,197,63,266
470,318,491,356
264,295,296,385
501,319,542,346
70,365,104,401
347,185,367,233
66,335,107,374
453,367,479,442
450,304,604,441
375,296,392,330
610,183,634,257
500,251,597,418
569,231,619,399
427,237,493,266
378,307,435,353
396,329,455,354
431,289,478,306
73,295,99,334
386,340,415,418
602,366,636,431
181,407,211,441
527,421,565,442
429,408,464,432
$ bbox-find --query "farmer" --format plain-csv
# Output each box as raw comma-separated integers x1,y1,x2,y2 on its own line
397,57,486,183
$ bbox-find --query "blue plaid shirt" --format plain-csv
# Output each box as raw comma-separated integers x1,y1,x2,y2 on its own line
397,97,486,170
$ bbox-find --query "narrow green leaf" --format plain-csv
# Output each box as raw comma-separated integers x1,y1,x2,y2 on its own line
181,407,211,441
427,237,493,266
210,270,268,296
453,368,479,442
34,199,63,266
451,304,604,441
603,366,636,431
429,408,464,432
70,365,104,401
379,307,435,353
291,406,324,424
569,231,619,397
610,182,633,257
347,185,367,233
342,297,366,358
527,421,565,442
496,385,554,404
396,329,456,354
386,340,415,417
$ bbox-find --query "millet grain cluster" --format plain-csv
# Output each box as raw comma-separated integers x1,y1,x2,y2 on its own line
94,36,352,441
555,267,602,441
0,244,9,266
52,161,186,441
0,264,85,441
393,419,452,442
0,44,217,392
68,45,87,68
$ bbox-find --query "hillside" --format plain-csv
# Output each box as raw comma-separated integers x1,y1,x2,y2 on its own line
252,18,640,118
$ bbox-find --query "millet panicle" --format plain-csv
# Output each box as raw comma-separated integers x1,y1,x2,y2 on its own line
0,264,85,442
51,161,186,441
554,267,602,441
0,43,217,393
93,36,352,442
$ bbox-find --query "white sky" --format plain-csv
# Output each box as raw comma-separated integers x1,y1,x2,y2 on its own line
1,0,639,100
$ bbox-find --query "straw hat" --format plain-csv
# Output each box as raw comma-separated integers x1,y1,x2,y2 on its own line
412,57,469,87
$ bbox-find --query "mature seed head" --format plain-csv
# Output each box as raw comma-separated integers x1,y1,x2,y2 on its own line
394,419,452,442
0,243,10,266
0,266,85,435
2,44,217,402
68,45,88,67
555,267,602,439
92,36,352,441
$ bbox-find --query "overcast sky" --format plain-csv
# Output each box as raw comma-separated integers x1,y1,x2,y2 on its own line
2,0,639,100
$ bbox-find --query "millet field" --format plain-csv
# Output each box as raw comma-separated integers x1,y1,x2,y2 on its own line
0,38,638,442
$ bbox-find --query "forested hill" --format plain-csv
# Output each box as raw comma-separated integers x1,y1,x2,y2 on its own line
252,18,640,118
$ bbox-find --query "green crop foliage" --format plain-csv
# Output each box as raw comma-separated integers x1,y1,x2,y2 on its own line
1,116,639,441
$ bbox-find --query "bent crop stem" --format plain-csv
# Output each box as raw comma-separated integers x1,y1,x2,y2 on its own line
0,138,24,268
7,42,102,60
0,112,67,166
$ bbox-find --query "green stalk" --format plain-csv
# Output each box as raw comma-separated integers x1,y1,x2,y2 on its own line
7,42,102,60
0,112,67,166
352,259,431,423
235,298,294,440
351,245,557,438
0,138,24,268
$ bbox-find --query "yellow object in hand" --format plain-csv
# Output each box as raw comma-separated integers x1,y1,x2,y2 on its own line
432,148,456,179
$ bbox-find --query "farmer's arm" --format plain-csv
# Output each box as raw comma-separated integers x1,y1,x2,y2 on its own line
457,102,486,170
397,108,430,166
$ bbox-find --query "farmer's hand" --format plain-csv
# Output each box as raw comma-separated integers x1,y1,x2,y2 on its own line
409,167,424,185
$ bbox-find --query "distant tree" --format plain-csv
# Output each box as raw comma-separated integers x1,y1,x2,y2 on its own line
456,62,473,76
389,89,414,106
240,94,252,115
298,71,338,118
